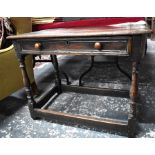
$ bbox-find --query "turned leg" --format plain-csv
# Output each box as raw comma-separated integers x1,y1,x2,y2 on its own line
18,55,36,119
51,55,62,94
128,62,139,137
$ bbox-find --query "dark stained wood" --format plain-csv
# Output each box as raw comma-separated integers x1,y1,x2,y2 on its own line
21,39,128,51
35,86,58,108
130,62,138,101
34,108,128,134
9,26,152,137
22,49,129,56
127,37,132,55
128,62,139,137
51,55,62,94
7,26,152,39
62,84,129,98
34,109,128,126
18,55,36,119
20,37,129,56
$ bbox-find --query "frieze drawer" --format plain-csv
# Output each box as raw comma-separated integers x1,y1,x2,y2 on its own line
21,37,131,56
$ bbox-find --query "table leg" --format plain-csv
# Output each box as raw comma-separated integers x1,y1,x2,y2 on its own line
51,55,62,94
18,55,36,118
128,62,139,137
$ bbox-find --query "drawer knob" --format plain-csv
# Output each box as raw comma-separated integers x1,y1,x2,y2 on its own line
94,42,102,50
34,42,42,50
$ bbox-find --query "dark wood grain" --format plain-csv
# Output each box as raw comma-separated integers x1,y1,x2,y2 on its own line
7,26,152,39
34,108,128,134
10,26,151,137
19,36,130,56
62,84,129,98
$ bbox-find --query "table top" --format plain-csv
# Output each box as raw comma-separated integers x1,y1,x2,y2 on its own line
7,26,152,40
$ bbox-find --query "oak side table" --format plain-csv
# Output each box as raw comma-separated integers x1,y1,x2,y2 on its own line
8,26,151,137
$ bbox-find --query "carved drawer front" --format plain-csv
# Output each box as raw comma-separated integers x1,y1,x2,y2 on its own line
21,37,131,56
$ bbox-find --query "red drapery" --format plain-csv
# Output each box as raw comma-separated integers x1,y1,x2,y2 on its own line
33,17,145,31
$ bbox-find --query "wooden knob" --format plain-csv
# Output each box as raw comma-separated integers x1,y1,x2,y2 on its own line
94,42,102,50
34,42,42,50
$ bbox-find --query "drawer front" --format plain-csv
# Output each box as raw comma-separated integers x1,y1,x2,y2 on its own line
21,37,131,56
21,41,67,51
68,40,127,50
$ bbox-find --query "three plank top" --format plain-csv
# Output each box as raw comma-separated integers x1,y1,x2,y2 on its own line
7,26,152,40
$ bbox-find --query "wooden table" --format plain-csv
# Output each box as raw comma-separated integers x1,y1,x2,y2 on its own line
8,26,151,137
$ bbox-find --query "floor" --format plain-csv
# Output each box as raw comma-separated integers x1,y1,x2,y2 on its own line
0,39,155,138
